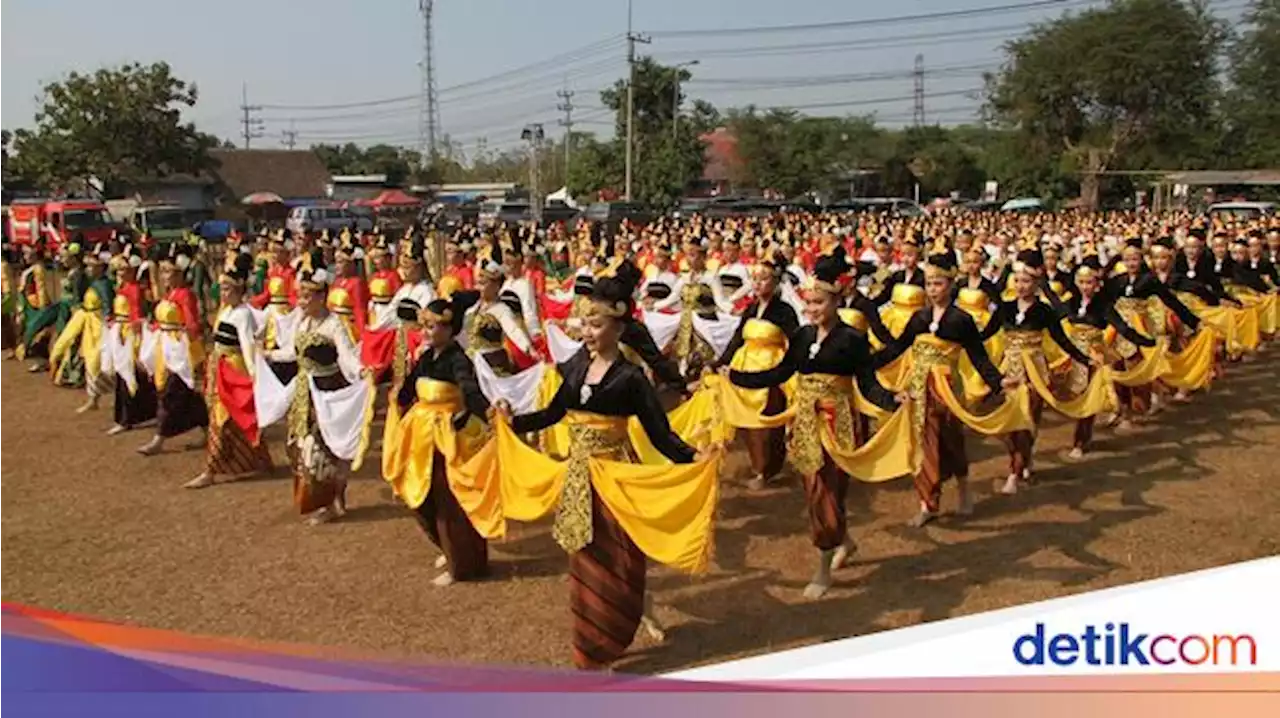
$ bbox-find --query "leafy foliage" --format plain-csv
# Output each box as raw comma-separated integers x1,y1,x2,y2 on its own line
6,62,218,195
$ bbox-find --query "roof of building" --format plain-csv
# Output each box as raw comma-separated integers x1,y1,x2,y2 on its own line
208,149,331,200
1159,170,1280,186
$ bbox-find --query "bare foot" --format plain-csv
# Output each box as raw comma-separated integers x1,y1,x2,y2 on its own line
1116,419,1134,432
745,474,766,491
75,400,97,414
830,538,857,571
1068,446,1085,460
27,362,46,373
106,424,127,436
802,580,830,599
999,474,1019,495
907,510,938,528
306,509,334,526
432,572,455,587
640,614,667,642
1173,391,1191,403
183,473,214,489
136,437,163,456
434,555,448,569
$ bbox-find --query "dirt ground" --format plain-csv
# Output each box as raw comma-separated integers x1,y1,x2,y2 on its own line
3,352,1278,673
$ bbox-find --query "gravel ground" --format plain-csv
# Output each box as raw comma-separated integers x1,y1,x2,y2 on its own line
3,351,1277,673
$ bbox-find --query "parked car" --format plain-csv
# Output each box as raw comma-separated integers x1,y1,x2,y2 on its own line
1207,201,1274,220
584,201,657,227
540,200,581,225
827,197,926,217
1000,197,1049,214
285,204,375,235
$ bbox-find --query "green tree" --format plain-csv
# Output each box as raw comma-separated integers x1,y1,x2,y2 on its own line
572,57,711,205
728,109,883,197
984,0,1227,208
8,62,217,195
1225,0,1280,167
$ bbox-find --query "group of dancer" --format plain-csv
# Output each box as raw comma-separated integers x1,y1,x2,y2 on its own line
3,208,1278,670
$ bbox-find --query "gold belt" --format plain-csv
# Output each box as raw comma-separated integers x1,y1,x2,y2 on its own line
1004,330,1043,351
553,411,633,555
213,344,248,373
789,374,855,477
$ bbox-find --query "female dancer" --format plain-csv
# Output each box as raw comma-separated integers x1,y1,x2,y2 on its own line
493,274,718,671
105,250,156,436
725,251,903,598
981,253,1097,495
273,266,370,525
874,245,1018,528
712,255,799,490
138,245,209,457
184,253,274,489
1054,253,1155,459
383,291,496,586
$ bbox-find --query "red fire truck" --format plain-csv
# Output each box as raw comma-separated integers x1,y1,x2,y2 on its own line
6,198,117,251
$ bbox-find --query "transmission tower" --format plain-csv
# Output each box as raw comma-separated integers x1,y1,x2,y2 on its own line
419,0,441,165
912,54,926,127
281,119,298,150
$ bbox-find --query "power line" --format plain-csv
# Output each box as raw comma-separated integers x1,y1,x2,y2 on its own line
645,0,1096,38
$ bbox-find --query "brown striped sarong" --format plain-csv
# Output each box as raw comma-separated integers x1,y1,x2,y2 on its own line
207,417,273,476
805,454,849,551
1112,358,1150,415
414,452,488,581
913,374,970,513
743,385,787,480
570,488,646,670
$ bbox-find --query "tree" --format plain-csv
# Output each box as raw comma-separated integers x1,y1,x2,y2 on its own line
984,0,1227,208
571,57,710,205
311,143,424,185
728,109,883,197
7,62,217,195
1225,0,1280,167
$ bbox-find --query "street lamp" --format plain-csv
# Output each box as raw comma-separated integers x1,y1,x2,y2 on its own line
672,60,700,141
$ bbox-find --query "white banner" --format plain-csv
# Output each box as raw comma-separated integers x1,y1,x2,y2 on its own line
668,557,1278,680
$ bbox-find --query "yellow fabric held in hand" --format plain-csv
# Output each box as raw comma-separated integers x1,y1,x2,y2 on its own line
927,365,1034,436
817,400,915,482
1018,353,1117,419
1162,329,1217,392
1111,338,1171,387
50,308,104,380
381,379,502,538
489,415,720,574
723,319,789,421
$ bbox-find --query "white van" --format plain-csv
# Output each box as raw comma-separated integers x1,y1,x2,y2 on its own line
286,205,375,235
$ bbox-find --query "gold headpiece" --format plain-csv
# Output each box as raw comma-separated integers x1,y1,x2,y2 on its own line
585,298,629,318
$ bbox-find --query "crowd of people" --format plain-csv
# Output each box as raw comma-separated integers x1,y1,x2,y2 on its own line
3,207,1278,671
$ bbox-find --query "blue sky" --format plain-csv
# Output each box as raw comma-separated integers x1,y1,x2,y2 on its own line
1,0,1250,157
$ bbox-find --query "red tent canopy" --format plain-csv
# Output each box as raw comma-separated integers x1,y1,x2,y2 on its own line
359,189,422,208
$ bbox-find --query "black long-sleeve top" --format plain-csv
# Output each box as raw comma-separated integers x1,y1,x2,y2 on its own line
875,305,1005,393
620,318,686,393
714,295,800,368
1103,270,1201,330
1047,291,1156,348
396,341,490,428
728,322,898,411
511,350,696,464
1237,257,1279,293
1042,268,1078,302
1174,252,1232,305
869,266,926,306
979,298,1092,365
846,291,897,345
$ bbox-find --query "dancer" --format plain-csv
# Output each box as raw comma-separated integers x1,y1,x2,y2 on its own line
50,248,113,410
105,248,157,436
383,291,496,586
494,272,719,671
1055,253,1155,458
982,253,1096,494
712,254,799,490
725,250,903,597
184,253,274,489
138,245,209,457
274,265,370,525
461,252,534,377
874,243,1018,528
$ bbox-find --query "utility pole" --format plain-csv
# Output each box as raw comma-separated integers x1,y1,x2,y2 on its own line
912,54,926,127
280,119,298,150
522,124,545,223
240,83,264,149
557,87,575,186
624,0,651,202
419,0,441,167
